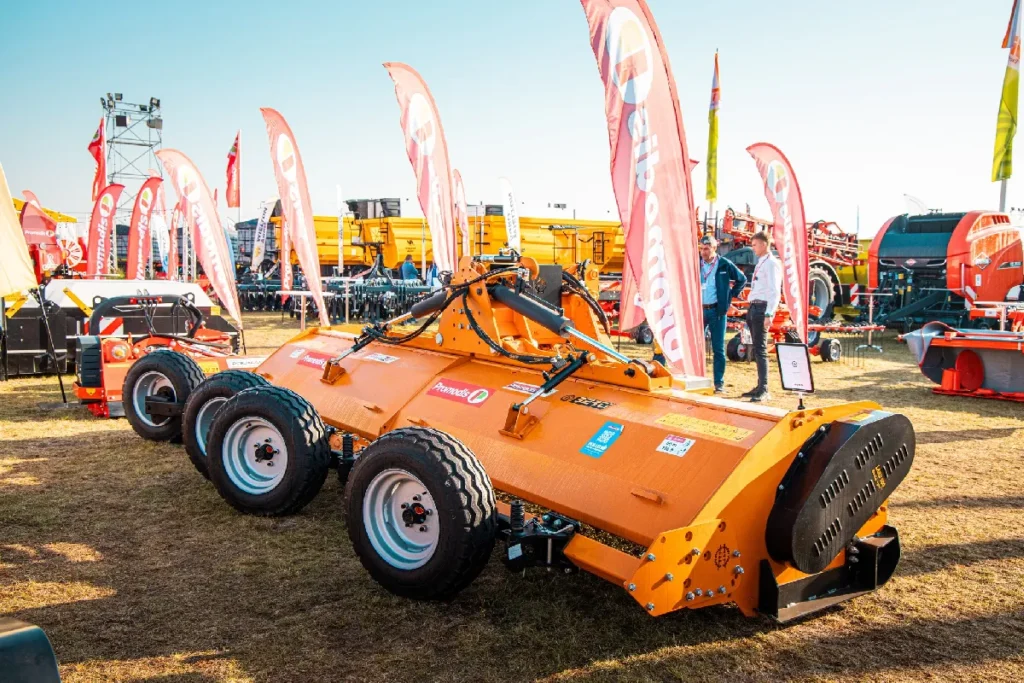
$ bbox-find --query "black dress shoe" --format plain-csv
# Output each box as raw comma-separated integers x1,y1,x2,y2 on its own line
740,387,759,398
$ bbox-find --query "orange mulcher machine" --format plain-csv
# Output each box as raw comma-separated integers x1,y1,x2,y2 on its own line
130,253,915,621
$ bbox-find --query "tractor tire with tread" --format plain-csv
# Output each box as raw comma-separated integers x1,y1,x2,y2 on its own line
819,337,842,362
206,385,331,516
727,335,748,362
182,371,271,479
345,427,497,601
123,350,205,442
808,264,836,322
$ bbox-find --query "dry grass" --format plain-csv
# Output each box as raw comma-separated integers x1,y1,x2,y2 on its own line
1,312,1023,682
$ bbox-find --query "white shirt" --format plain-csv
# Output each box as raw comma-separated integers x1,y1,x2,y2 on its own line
749,253,782,317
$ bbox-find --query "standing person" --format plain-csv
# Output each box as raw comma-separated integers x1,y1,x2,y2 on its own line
743,231,782,402
400,254,419,281
425,260,440,289
699,235,746,393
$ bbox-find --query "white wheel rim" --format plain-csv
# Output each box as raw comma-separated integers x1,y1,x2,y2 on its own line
195,397,228,456
363,468,439,570
221,417,288,495
133,371,175,427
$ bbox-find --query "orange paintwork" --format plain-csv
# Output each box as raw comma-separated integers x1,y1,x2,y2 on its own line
254,256,891,617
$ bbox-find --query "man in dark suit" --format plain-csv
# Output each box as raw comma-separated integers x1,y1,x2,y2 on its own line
699,235,746,393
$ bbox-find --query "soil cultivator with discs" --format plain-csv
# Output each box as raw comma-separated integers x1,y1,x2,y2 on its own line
126,253,916,621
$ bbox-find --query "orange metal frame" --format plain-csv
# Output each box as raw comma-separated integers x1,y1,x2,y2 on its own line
251,256,895,617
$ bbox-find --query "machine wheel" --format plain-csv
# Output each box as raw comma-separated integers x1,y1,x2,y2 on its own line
345,427,497,601
726,335,748,362
205,386,331,516
182,371,271,479
123,350,205,442
819,338,842,362
808,265,835,321
633,322,655,345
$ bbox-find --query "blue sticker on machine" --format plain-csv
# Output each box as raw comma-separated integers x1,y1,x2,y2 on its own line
580,422,624,458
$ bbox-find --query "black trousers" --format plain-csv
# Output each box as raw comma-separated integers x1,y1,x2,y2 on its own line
748,301,769,391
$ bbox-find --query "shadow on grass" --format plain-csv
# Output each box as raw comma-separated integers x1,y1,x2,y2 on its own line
899,495,1024,510
899,537,1024,578
916,427,1022,444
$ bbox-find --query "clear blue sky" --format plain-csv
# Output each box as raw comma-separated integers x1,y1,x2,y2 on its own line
0,0,1016,236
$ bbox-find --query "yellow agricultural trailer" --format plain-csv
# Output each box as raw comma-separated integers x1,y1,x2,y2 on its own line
275,214,623,275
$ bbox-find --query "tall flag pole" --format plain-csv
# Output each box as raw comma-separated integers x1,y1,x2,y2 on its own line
88,118,106,202
706,51,720,219
994,0,1022,210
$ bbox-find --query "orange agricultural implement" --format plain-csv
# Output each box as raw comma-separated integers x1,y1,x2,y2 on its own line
903,311,1024,403
74,294,259,420
129,253,915,621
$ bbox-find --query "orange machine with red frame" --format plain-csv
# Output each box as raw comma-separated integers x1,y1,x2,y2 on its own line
904,307,1024,403
133,253,917,622
74,295,258,418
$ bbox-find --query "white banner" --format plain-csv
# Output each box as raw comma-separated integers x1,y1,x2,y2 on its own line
251,198,275,272
499,177,521,253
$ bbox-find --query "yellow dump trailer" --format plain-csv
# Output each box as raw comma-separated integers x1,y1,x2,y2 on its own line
277,213,625,274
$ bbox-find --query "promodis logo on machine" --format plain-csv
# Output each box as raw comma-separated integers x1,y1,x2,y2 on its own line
297,351,334,369
428,379,491,406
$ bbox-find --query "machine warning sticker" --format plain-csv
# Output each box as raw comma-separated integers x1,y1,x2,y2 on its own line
226,357,266,369
561,394,614,410
198,360,221,375
297,351,334,370
655,414,753,443
363,352,399,364
656,435,695,458
288,348,306,359
503,381,556,397
427,379,491,407
580,422,624,458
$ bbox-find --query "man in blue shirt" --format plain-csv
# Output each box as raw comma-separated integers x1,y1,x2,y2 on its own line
400,254,419,281
699,235,747,393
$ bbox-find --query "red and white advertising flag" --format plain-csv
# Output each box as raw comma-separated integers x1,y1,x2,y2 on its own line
384,62,457,273
168,201,181,278
261,108,328,326
747,142,809,342
452,168,470,259
580,0,705,376
88,118,106,202
281,216,293,299
85,184,125,277
19,192,62,277
226,131,240,209
126,176,162,280
157,149,243,328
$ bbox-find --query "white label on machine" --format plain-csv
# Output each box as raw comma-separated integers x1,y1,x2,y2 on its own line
776,343,814,393
226,357,266,369
508,544,523,561
975,274,983,287
656,435,695,458
364,352,399,364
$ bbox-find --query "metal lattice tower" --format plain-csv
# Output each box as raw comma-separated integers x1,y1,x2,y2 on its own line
100,92,164,221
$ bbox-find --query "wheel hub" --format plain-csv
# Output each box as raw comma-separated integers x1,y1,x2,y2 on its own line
221,417,289,495
363,469,440,570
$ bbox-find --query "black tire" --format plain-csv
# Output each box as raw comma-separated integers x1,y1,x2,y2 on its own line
182,371,271,479
75,336,102,388
633,322,655,345
808,265,836,321
123,350,205,442
820,338,842,362
345,427,497,601
727,334,748,362
206,385,331,516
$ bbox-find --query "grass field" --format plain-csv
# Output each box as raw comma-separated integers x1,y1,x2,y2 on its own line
2,312,1023,682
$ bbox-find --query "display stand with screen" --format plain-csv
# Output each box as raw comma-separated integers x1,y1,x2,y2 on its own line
775,342,814,409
